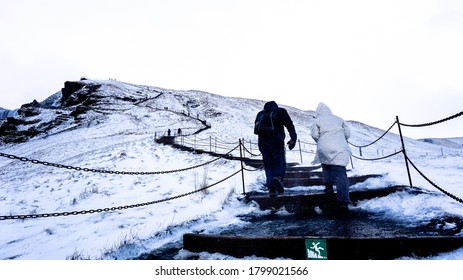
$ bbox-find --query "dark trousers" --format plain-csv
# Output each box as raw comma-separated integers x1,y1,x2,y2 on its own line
322,164,350,205
259,140,286,188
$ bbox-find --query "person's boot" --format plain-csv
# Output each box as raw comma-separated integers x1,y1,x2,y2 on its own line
273,176,284,194
324,184,334,195
336,202,349,215
268,188,277,197
267,181,277,197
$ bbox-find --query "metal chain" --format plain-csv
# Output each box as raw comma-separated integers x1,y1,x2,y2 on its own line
0,151,223,175
399,111,463,128
348,120,397,148
242,166,263,172
406,155,463,204
0,169,242,220
3,111,461,220
351,150,403,161
241,145,261,157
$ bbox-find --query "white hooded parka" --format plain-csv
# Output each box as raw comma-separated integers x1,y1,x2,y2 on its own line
311,103,352,166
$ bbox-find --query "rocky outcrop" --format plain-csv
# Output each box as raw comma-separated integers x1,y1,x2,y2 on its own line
61,81,101,107
0,81,105,144
0,79,209,144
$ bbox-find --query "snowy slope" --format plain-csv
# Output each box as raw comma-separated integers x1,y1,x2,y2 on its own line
0,79,462,260
0,108,18,119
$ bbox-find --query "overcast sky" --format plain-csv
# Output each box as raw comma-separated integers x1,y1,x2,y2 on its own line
1,0,462,139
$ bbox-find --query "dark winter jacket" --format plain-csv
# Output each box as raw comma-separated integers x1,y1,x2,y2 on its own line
255,101,297,144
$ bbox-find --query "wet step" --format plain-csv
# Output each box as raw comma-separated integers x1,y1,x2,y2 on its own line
284,170,322,178
285,165,322,172
183,231,463,260
244,185,419,215
183,196,463,259
282,174,383,188
243,160,303,169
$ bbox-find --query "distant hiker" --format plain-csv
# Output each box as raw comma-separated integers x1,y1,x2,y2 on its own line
311,103,352,213
254,101,297,197
177,128,182,136
167,129,171,136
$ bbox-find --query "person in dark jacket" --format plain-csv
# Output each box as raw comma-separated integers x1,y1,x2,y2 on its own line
254,101,297,197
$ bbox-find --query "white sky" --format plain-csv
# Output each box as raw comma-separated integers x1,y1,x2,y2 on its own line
1,0,462,139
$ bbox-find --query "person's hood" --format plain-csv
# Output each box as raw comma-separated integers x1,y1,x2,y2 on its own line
315,102,332,117
264,101,278,111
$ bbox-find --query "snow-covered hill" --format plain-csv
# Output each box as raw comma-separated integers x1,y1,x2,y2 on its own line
1,79,462,260
0,108,18,119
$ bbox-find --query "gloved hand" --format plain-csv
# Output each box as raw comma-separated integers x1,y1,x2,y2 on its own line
287,139,296,150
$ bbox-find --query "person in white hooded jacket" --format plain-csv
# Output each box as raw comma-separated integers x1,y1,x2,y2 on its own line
311,103,352,212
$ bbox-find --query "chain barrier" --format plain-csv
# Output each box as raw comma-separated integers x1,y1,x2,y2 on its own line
351,150,403,161
242,166,262,172
214,138,241,146
399,111,463,128
0,135,244,220
299,139,317,146
348,112,461,203
0,150,229,175
241,145,261,157
2,110,461,220
348,120,397,148
241,139,316,159
178,136,240,156
0,169,242,220
405,155,463,204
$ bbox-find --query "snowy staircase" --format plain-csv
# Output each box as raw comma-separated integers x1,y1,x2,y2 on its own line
282,165,382,188
244,160,383,189
241,162,389,215
177,142,463,260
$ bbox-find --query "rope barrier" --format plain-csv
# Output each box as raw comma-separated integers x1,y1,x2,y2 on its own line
405,155,463,204
0,169,242,220
399,111,463,128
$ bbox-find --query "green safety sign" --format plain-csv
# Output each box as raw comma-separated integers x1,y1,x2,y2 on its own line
305,239,328,260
